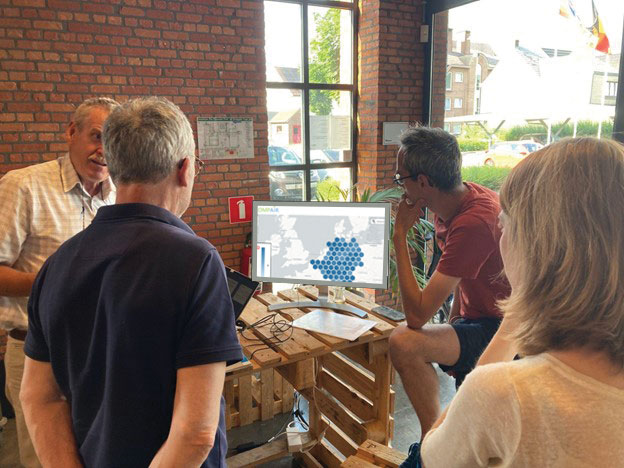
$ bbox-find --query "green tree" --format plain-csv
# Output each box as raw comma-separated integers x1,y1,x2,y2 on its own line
309,9,340,115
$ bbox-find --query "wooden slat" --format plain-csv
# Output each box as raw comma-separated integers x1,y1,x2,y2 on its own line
318,370,375,421
300,451,324,468
339,344,374,372
301,388,368,446
276,358,315,390
261,291,347,346
239,298,309,359
341,455,379,468
273,370,283,412
255,293,329,354
226,438,288,467
321,353,375,400
342,289,404,325
238,374,254,427
224,380,234,430
317,439,345,468
237,330,282,367
228,400,284,428
323,417,358,458
356,439,407,468
260,369,274,421
298,286,395,336
281,374,294,412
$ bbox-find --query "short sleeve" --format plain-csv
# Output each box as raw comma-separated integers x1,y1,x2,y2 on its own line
421,363,521,467
0,172,31,266
175,248,243,369
24,261,51,362
436,216,496,280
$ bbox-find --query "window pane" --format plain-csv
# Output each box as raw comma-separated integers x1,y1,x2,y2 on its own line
308,7,353,85
270,169,313,201
314,168,352,201
310,90,352,161
267,89,303,165
265,2,302,83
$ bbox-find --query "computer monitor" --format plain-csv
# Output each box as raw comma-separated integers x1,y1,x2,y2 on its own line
252,201,392,318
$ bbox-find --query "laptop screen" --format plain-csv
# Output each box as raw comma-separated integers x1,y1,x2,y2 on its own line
226,267,259,319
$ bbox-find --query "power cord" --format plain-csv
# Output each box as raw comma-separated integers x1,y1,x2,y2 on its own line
238,313,294,361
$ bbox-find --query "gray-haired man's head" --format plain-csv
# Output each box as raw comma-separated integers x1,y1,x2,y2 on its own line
103,97,195,185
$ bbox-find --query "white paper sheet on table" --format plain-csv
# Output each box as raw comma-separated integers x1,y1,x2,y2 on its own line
291,309,377,341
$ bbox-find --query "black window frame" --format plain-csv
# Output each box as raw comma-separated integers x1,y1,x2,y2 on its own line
265,0,358,201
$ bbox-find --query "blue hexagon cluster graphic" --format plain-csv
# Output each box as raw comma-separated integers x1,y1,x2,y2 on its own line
309,237,364,282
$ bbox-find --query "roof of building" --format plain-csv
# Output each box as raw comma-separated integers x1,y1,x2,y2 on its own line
269,108,300,123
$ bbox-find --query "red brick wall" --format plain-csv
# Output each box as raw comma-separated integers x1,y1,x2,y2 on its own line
357,0,447,306
0,0,269,267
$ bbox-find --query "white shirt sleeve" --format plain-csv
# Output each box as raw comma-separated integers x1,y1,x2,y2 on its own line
421,363,522,468
0,171,31,266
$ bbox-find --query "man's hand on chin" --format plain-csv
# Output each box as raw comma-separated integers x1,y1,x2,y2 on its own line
394,195,426,238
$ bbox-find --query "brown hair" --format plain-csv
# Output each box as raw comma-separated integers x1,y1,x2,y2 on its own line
499,137,624,368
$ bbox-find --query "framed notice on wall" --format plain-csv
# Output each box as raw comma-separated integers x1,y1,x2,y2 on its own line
197,117,254,160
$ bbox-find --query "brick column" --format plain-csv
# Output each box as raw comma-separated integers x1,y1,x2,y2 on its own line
357,0,447,305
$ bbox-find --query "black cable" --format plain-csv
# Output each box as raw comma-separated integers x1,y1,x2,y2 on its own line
239,313,294,360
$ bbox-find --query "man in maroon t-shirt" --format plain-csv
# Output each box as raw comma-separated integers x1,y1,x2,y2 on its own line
389,126,511,438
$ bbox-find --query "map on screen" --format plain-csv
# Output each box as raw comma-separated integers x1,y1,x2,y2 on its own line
253,202,390,288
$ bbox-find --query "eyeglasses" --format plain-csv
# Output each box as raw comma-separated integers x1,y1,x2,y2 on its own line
194,156,205,179
393,173,416,186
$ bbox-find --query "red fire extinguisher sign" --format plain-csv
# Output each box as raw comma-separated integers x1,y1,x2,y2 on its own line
228,196,254,224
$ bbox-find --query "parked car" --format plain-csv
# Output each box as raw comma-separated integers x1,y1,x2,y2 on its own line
483,140,544,167
268,145,301,166
268,145,319,200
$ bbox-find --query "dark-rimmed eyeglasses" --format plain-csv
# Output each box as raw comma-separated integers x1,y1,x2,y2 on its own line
393,173,417,186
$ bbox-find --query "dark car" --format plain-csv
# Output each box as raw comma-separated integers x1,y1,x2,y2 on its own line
268,146,319,200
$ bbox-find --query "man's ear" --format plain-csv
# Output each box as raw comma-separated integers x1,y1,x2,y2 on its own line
65,121,77,144
177,157,192,187
416,174,435,190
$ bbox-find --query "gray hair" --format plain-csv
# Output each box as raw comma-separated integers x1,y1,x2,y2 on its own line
73,97,120,130
103,97,195,184
399,126,462,191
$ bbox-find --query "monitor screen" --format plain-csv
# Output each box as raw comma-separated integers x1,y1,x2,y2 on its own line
252,201,391,289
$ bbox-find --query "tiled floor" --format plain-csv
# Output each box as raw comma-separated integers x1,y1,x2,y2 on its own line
0,367,456,467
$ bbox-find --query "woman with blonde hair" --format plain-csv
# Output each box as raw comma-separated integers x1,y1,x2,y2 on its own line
406,137,624,467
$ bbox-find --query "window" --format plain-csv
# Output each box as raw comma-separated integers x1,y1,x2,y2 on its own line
455,72,464,83
445,97,451,111
608,81,618,97
265,1,356,202
452,123,462,135
444,123,451,132
454,98,463,108
446,72,452,90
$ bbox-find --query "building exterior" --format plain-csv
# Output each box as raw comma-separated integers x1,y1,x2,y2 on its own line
444,30,498,134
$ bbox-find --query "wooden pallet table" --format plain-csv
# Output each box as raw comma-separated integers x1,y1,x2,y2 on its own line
224,287,398,468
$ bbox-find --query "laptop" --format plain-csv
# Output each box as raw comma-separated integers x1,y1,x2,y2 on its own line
226,267,259,319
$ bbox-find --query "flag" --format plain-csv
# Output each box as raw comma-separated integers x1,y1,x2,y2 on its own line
559,0,610,54
589,0,610,54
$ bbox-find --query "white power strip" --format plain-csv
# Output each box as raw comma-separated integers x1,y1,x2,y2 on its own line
286,425,313,453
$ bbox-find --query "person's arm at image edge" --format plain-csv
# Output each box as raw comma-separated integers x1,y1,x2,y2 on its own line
0,265,37,297
20,357,83,468
149,362,226,468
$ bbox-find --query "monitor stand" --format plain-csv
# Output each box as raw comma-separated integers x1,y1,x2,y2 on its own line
268,285,368,318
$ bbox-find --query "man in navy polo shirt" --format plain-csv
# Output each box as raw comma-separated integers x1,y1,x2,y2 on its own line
20,97,242,467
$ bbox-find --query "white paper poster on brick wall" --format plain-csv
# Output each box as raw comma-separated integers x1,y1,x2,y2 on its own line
197,117,254,160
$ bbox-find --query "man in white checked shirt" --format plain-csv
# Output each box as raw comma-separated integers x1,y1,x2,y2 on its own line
0,97,119,467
